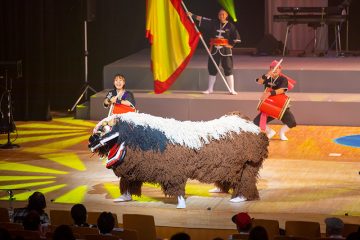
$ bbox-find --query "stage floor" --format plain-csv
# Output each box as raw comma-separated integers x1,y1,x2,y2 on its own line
1,116,360,231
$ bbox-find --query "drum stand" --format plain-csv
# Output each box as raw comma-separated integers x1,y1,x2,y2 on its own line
0,70,19,149
70,20,97,112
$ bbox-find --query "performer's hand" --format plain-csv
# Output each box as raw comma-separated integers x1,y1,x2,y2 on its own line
109,96,117,104
260,92,271,100
187,12,193,18
265,70,275,79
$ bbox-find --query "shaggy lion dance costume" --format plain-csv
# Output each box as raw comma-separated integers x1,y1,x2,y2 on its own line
89,112,268,208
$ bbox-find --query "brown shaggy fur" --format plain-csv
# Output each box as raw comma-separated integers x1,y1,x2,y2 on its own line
112,112,269,200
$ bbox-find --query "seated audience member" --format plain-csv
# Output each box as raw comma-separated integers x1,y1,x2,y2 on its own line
22,211,41,231
249,226,269,240
231,212,252,234
170,232,191,240
13,191,50,225
325,217,345,239
0,227,12,240
71,203,95,227
346,232,360,240
21,211,49,238
53,225,76,240
97,211,115,235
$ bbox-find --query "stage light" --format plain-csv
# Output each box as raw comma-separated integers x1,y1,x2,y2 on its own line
53,185,88,204
13,132,88,145
185,183,211,197
0,161,68,174
42,153,87,171
24,134,90,154
103,182,159,203
218,0,237,22
0,119,95,204
0,181,55,190
0,176,56,181
18,121,90,130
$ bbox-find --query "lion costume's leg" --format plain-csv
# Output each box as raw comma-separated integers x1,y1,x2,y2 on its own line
160,177,187,209
231,162,261,201
120,177,143,196
160,177,186,197
214,181,231,193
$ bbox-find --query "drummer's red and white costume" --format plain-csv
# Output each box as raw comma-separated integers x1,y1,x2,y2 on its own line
192,9,241,95
253,61,296,140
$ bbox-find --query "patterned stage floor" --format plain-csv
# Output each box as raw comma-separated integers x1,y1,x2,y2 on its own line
1,116,360,230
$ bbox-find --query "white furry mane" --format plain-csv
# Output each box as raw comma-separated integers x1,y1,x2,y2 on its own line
95,112,261,150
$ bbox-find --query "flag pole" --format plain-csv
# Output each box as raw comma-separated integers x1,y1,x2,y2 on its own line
181,1,232,93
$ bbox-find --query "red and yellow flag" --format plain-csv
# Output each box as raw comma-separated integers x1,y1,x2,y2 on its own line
146,0,199,94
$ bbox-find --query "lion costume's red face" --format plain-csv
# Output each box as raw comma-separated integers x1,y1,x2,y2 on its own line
88,129,126,169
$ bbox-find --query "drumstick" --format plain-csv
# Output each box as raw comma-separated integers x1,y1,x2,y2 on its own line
107,91,123,117
266,58,283,79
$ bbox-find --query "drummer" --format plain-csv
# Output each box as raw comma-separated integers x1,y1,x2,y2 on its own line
253,60,296,141
104,74,136,110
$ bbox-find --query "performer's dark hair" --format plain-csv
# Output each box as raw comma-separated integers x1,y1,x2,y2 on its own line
219,8,229,20
114,73,125,80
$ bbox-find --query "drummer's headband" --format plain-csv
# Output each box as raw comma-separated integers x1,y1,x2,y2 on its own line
270,59,283,69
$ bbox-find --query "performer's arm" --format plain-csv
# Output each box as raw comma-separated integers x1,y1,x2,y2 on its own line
260,88,286,100
104,92,117,108
187,12,211,28
255,75,266,84
229,24,241,48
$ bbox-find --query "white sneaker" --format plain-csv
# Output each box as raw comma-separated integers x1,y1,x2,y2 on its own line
279,125,289,141
280,133,288,141
202,90,212,94
229,196,247,203
266,128,276,139
176,196,186,209
208,187,224,193
230,91,238,95
113,193,132,202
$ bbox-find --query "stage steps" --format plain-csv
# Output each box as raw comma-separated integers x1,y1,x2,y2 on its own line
97,49,360,126
103,49,360,94
89,90,360,126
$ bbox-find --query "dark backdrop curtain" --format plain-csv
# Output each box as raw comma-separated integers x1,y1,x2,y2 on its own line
0,0,55,120
0,0,266,120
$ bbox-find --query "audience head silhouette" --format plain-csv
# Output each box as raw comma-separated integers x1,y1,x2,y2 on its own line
53,225,76,240
325,217,344,237
71,204,88,226
249,226,268,240
97,211,115,234
0,227,12,240
171,232,191,240
28,191,46,213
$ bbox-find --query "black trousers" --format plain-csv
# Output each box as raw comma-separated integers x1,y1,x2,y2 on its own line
208,52,233,76
253,108,297,128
